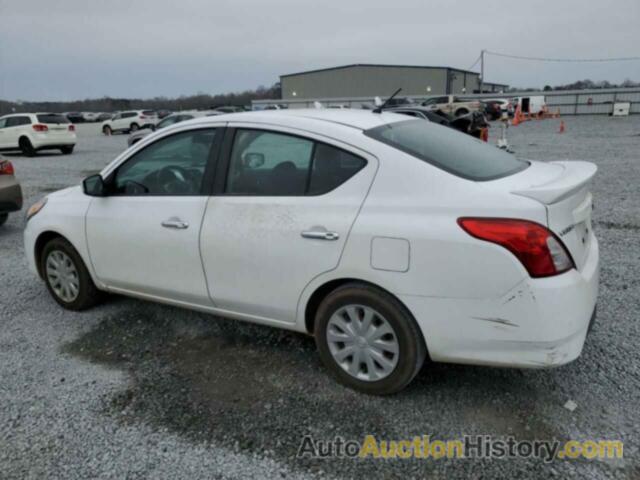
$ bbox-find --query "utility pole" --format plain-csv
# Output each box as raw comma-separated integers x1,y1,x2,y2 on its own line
479,49,485,94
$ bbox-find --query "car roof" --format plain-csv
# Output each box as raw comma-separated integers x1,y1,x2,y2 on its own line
183,108,407,131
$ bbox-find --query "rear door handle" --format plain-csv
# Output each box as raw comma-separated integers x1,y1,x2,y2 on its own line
301,230,339,241
161,218,189,229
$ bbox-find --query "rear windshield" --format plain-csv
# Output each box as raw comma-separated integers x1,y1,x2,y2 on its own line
364,119,528,181
142,110,156,116
36,114,70,124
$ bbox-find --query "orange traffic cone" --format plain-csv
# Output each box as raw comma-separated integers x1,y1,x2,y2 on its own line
558,120,565,134
512,105,521,126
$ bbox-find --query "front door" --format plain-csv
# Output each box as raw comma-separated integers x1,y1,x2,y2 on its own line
86,127,221,306
200,126,377,323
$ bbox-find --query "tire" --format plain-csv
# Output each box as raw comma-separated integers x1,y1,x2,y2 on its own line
0,213,8,226
454,108,469,117
129,123,139,132
19,137,36,157
102,125,112,135
314,283,427,395
60,146,74,155
41,237,103,311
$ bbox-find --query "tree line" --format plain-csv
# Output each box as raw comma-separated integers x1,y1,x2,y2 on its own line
0,83,281,115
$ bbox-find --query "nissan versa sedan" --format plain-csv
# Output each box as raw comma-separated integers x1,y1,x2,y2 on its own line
24,110,599,394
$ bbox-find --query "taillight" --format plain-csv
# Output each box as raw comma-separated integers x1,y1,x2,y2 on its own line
0,160,15,176
140,115,147,119
33,124,48,132
68,125,75,132
458,218,574,278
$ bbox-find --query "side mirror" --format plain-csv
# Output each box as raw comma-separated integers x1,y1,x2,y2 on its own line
243,152,265,169
83,174,107,197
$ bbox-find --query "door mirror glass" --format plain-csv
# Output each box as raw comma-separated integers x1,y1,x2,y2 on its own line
243,152,265,169
83,174,107,197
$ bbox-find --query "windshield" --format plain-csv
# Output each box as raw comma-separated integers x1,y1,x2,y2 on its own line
364,119,528,181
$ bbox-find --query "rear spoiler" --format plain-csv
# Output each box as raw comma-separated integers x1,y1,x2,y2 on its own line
511,161,597,205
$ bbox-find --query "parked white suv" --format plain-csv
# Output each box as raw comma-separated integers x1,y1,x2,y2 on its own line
0,113,76,156
101,110,158,135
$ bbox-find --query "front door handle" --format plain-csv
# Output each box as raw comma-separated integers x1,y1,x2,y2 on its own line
161,218,189,229
301,230,340,241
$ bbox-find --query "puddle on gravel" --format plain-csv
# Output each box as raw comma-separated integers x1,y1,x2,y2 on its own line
63,303,567,475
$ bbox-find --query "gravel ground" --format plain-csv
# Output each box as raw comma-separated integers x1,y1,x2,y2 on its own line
0,117,638,479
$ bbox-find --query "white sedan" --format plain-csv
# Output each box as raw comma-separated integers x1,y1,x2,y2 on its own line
24,110,599,394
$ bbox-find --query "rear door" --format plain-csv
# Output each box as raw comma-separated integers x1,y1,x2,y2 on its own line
199,125,378,323
4,116,31,148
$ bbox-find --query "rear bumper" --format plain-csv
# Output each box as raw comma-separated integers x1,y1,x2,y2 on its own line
401,235,599,368
0,183,23,213
31,133,76,149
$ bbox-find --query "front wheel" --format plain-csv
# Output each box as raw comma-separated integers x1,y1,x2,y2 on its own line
314,283,427,395
102,125,112,135
60,146,74,155
41,237,103,311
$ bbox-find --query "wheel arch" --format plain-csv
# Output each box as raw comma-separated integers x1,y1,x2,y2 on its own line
303,277,418,338
34,230,86,280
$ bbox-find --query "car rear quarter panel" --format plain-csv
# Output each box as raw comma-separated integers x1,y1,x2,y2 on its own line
296,142,550,331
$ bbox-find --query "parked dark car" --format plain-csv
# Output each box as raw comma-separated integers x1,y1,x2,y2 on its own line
65,112,85,123
156,109,172,119
96,113,113,122
385,106,488,139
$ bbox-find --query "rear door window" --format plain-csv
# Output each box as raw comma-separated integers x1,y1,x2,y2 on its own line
224,129,367,196
365,119,528,181
6,116,31,127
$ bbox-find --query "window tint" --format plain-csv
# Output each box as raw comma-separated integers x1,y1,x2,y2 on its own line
113,129,216,195
225,129,367,196
6,116,30,127
364,119,528,181
142,110,156,116
308,143,366,195
226,130,313,195
36,114,70,124
122,112,137,119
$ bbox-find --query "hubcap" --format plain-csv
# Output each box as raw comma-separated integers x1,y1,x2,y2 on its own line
45,250,80,303
326,305,399,382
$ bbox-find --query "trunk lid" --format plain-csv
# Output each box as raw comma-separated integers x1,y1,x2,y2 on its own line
489,160,597,270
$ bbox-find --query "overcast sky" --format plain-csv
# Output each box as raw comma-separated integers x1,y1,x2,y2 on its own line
1,0,639,101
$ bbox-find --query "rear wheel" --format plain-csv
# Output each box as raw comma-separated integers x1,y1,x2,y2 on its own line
0,213,8,226
60,146,74,155
19,137,35,157
102,125,112,135
41,237,103,311
314,283,427,395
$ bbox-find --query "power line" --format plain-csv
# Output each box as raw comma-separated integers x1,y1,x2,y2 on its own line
467,54,482,71
484,50,640,63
